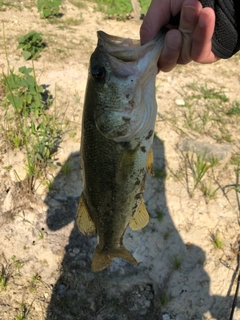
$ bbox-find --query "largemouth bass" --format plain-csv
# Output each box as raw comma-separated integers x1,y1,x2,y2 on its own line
77,30,165,272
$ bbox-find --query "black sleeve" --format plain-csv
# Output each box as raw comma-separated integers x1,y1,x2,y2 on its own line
200,0,240,58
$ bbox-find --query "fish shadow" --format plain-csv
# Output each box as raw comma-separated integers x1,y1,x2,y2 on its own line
44,137,234,320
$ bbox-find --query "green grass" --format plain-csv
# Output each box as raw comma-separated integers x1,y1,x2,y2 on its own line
94,0,133,20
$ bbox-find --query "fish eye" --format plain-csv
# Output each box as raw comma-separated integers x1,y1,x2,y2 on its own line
91,66,106,81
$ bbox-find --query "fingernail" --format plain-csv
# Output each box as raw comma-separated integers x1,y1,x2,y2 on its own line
199,11,211,28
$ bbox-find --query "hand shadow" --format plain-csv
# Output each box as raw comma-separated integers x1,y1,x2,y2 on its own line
44,136,234,320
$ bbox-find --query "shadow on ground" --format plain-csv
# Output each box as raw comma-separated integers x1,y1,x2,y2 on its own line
44,136,233,320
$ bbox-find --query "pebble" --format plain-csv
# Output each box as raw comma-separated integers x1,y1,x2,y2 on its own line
69,252,75,257
162,314,170,320
143,300,151,308
175,98,185,106
73,247,80,254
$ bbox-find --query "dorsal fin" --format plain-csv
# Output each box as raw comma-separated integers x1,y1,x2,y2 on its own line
76,194,96,236
129,200,149,230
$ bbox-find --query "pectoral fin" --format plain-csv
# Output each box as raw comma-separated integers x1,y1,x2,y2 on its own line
76,194,96,236
129,200,149,230
146,146,154,175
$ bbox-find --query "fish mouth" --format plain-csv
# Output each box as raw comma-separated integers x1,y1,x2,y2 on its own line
97,29,167,64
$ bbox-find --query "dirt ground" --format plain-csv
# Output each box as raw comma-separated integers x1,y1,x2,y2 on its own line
1,1,240,320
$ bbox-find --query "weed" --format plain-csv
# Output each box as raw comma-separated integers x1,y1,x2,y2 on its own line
29,273,41,291
231,155,240,166
171,255,182,270
17,31,45,60
154,167,166,179
163,230,170,240
211,233,223,249
14,302,30,320
188,83,229,102
184,152,218,197
0,253,12,290
37,0,62,19
159,291,171,306
38,230,45,239
61,159,72,175
11,255,24,270
1,48,63,192
0,273,7,289
156,210,164,222
227,101,240,116
200,180,219,203
44,178,54,190
3,66,51,116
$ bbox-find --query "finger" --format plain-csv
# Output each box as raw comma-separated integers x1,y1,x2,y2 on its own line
140,0,184,45
140,0,170,45
191,8,219,63
178,0,202,64
158,29,182,72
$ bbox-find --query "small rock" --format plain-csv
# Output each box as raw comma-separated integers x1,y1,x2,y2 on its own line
147,292,154,300
139,308,148,315
177,138,232,162
162,314,170,320
56,284,66,298
90,300,97,312
143,300,151,308
175,98,185,106
69,252,75,257
2,189,14,212
145,285,152,292
73,247,80,254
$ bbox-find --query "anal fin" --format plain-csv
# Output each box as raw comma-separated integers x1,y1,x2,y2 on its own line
129,200,149,230
76,193,96,236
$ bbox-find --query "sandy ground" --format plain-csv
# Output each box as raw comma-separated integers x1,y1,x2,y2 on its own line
0,1,240,320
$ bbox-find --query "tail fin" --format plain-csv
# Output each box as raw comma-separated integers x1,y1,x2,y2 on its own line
91,245,137,272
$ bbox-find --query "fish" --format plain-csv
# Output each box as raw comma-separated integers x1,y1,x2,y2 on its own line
76,29,166,272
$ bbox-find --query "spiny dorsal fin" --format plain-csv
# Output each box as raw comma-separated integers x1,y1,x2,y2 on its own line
146,146,154,175
76,194,96,236
129,200,149,230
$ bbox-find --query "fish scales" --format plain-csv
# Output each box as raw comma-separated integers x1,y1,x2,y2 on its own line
77,30,166,271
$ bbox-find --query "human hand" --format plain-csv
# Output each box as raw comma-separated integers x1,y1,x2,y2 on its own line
140,0,219,72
